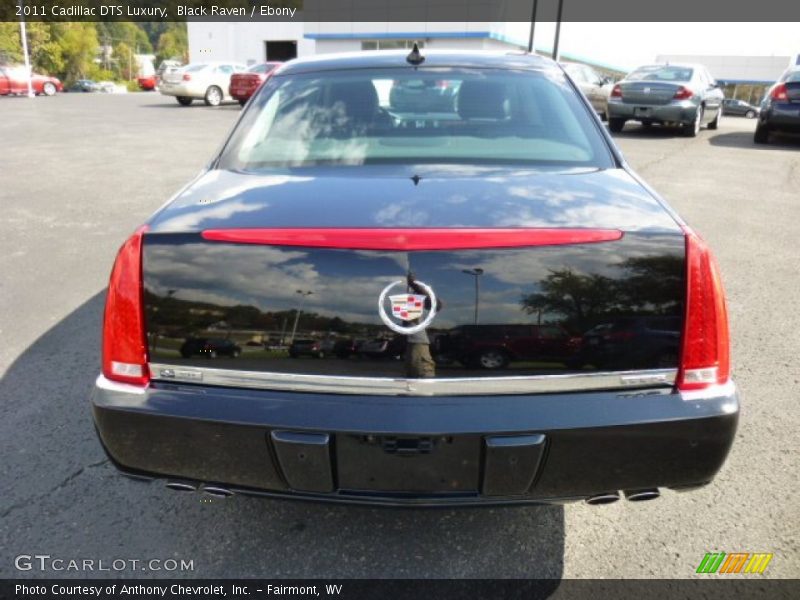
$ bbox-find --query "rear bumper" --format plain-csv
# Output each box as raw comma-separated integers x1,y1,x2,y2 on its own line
91,376,738,506
229,84,257,101
761,104,800,131
159,82,194,98
608,99,698,124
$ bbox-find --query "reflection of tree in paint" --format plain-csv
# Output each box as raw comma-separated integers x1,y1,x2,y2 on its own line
144,289,381,340
520,255,683,333
617,255,683,314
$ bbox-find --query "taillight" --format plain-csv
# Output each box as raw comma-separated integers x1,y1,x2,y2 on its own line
610,84,622,98
677,227,730,392
770,83,788,101
102,225,149,386
673,86,694,100
182,73,191,81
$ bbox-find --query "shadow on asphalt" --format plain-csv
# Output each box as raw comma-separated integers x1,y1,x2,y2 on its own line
708,130,800,150
1,294,565,581
140,101,242,112
609,124,691,140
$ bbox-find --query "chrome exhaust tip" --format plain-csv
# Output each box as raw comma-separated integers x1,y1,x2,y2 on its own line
202,485,234,499
624,488,660,502
585,492,620,505
165,481,197,492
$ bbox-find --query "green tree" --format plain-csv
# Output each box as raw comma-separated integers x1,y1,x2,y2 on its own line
49,22,99,82
0,23,22,65
156,24,188,64
27,23,64,76
97,22,152,54
1,23,65,76
112,41,135,80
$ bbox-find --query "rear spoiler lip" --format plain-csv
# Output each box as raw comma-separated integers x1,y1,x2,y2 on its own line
200,228,623,251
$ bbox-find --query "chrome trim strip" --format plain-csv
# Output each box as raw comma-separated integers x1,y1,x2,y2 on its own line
148,363,676,396
95,374,148,395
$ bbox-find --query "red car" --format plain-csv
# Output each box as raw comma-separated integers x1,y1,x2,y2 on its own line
229,62,281,106
0,66,62,96
137,75,157,91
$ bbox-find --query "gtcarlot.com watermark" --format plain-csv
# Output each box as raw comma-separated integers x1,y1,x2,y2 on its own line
14,554,194,573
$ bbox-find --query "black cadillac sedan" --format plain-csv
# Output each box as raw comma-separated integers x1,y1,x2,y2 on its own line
755,66,800,144
93,50,738,506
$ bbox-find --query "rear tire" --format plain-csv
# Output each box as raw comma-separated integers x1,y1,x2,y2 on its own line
204,85,223,107
683,105,703,137
475,349,509,370
42,82,57,96
745,110,756,119
754,124,770,144
708,107,721,130
238,99,246,107
608,118,625,133
176,96,193,106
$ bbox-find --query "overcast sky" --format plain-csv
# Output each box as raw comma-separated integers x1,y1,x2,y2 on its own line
514,22,799,70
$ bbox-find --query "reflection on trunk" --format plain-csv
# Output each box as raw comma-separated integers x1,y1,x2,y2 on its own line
143,232,685,377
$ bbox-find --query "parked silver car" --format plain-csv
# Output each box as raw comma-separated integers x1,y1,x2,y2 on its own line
562,62,612,120
607,64,724,136
159,61,247,106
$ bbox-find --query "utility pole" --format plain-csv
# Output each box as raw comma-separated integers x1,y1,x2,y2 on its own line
553,0,565,61
462,268,484,325
527,0,539,53
289,290,313,344
19,1,34,98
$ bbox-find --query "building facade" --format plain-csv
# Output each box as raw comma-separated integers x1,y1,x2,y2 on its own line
186,21,626,76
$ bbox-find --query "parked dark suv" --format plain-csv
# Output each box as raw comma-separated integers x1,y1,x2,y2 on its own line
288,338,337,359
567,316,680,370
179,337,241,359
357,335,406,360
436,324,579,370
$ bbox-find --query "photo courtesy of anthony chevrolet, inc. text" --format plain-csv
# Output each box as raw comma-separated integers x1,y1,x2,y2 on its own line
0,0,798,598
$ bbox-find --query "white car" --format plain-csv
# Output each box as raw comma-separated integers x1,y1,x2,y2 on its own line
159,62,247,106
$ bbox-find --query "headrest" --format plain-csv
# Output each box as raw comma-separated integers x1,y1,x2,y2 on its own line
457,80,509,120
328,81,380,122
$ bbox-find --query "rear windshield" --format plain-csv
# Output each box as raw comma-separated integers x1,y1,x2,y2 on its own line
247,64,270,74
627,66,693,82
217,67,612,170
784,70,800,83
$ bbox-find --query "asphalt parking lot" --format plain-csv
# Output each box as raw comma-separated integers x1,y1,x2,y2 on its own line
1,92,798,580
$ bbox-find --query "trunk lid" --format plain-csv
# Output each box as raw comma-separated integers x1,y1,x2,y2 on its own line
143,238,685,384
143,167,685,392
619,81,685,105
162,67,188,84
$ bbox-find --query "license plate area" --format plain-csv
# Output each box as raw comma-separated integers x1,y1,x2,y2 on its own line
634,106,651,117
336,434,481,493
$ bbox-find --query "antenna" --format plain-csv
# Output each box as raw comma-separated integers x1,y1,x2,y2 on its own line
406,42,425,66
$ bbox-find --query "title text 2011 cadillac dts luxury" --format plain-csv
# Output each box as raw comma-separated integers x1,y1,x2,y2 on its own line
92,50,738,506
